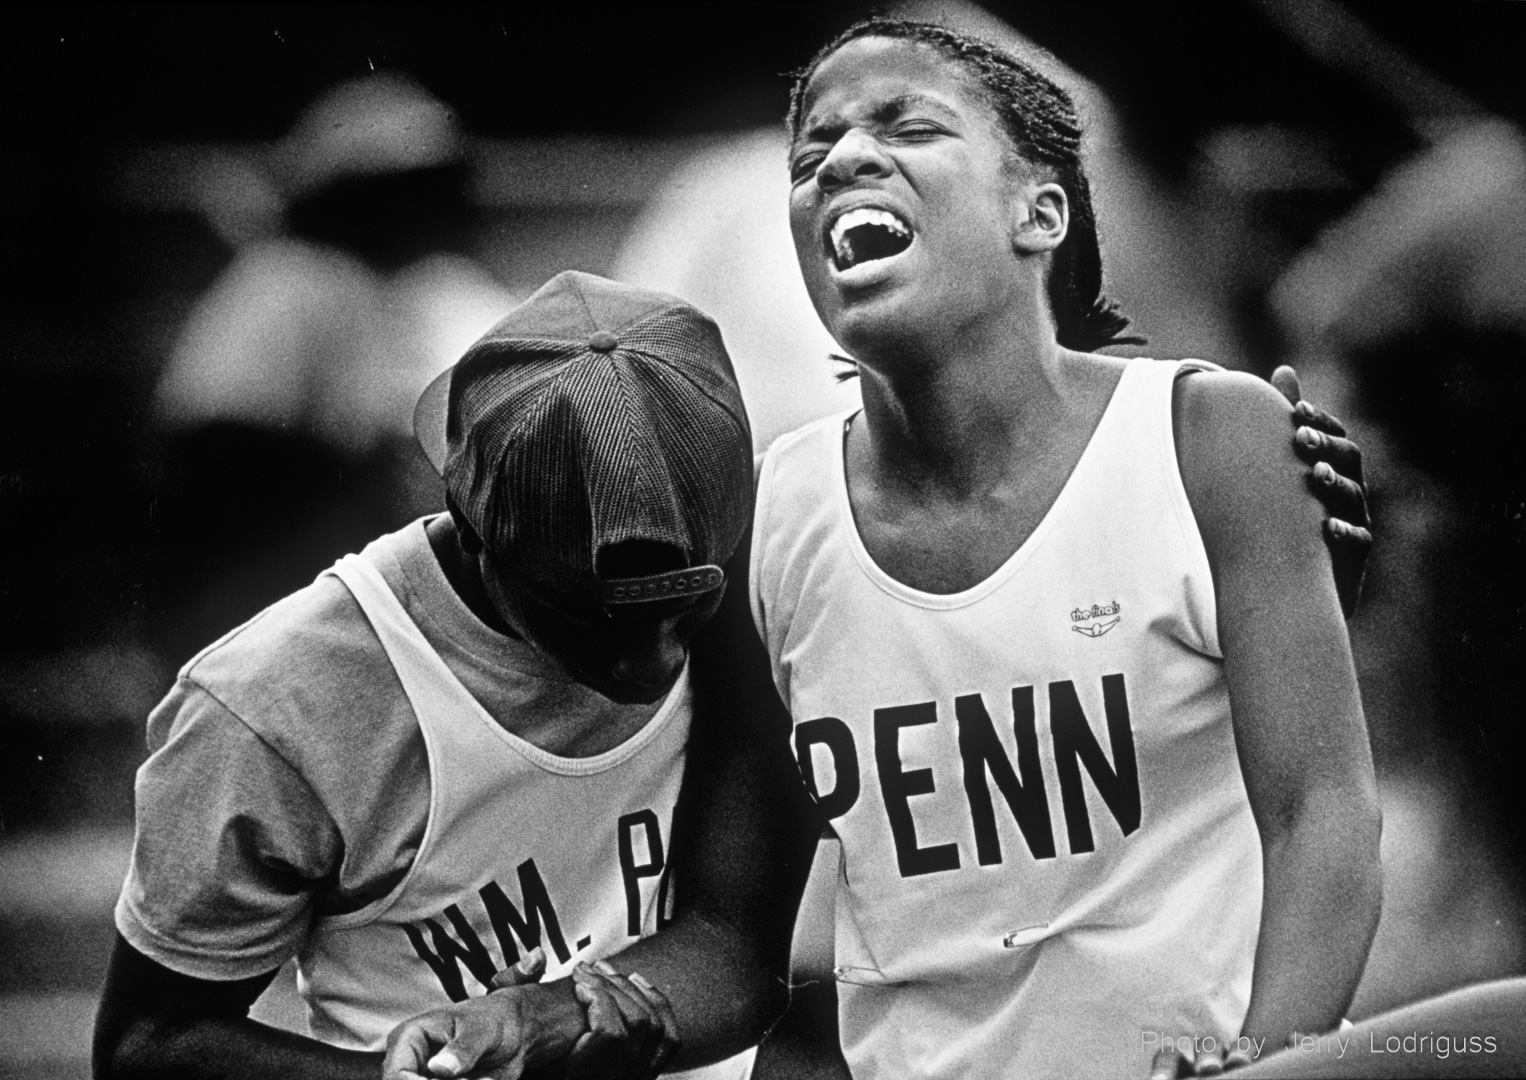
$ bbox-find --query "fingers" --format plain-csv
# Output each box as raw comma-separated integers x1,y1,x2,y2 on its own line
587,960,660,1022
575,961,660,1043
1144,1045,1240,1078
1289,395,1370,620
1292,397,1347,438
1223,1046,1257,1071
384,1012,461,1080
1148,1046,1188,1079
1293,425,1362,479
627,972,683,1069
1270,365,1302,406
1306,461,1370,529
1325,517,1373,619
489,946,546,991
423,1001,523,1080
566,961,679,1079
1193,1049,1226,1076
1326,517,1373,547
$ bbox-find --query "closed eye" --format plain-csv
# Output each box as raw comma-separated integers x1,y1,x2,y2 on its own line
790,150,826,184
890,121,947,140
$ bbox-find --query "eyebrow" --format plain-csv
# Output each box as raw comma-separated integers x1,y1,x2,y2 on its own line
795,92,960,147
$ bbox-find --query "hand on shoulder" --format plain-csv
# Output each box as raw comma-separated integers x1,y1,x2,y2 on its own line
1173,365,1370,618
1173,369,1329,576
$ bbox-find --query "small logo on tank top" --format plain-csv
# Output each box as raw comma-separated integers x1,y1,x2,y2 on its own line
1071,600,1120,638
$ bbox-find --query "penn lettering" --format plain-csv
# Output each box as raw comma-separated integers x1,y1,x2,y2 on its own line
876,702,962,877
794,716,860,820
797,674,1141,878
1050,674,1140,853
957,686,1056,863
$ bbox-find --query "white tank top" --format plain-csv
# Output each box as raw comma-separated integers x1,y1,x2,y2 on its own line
300,554,753,1079
751,358,1262,1079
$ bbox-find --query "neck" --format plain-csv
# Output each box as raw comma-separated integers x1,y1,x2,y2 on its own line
850,289,1067,497
426,514,517,637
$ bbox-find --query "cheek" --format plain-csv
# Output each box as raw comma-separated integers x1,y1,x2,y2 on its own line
676,593,726,641
789,199,823,275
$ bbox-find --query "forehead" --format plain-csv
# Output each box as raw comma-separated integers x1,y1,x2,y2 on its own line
797,36,991,136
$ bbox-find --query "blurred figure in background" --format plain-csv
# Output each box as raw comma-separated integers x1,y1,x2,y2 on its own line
151,73,513,664
1270,116,1526,1013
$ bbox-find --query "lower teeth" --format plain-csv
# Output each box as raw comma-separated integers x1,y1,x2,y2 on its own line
835,224,911,270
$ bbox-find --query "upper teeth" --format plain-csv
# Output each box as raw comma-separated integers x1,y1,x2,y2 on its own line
830,208,911,254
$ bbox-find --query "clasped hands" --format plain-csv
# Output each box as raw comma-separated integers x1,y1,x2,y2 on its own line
383,948,680,1080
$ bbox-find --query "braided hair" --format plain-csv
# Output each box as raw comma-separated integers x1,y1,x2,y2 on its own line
788,17,1143,353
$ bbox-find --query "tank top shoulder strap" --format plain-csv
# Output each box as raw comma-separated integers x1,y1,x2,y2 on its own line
324,554,514,811
1089,358,1221,656
327,554,489,731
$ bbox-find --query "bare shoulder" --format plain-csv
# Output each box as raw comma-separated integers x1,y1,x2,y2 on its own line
1172,368,1293,463
1171,369,1324,573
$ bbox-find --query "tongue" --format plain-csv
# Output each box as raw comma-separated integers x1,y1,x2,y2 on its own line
838,224,911,270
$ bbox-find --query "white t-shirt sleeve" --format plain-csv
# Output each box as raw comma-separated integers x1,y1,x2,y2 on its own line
115,676,343,981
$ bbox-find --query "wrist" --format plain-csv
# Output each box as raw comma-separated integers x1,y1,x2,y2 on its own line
499,980,586,1069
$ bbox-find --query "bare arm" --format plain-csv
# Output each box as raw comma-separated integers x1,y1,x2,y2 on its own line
94,934,386,1080
383,533,823,1077
605,529,823,1066
1176,371,1382,1047
96,682,423,1080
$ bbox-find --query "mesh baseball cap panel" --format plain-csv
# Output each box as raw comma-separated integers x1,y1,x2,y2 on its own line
425,271,753,609
483,270,678,342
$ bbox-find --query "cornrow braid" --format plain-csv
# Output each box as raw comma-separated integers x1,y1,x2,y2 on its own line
788,17,1144,353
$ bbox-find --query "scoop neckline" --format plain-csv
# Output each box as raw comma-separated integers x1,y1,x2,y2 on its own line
831,358,1141,610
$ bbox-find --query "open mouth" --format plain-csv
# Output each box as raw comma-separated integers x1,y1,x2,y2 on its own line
827,208,914,272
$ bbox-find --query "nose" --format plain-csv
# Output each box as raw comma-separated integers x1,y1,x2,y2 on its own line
817,128,892,193
610,623,688,689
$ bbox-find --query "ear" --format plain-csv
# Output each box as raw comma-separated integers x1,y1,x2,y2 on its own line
1010,181,1069,255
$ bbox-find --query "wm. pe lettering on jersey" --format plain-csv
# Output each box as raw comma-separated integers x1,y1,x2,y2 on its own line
794,674,1141,877
403,812,673,1002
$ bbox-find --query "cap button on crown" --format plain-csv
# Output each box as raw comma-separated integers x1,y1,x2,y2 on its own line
588,330,619,352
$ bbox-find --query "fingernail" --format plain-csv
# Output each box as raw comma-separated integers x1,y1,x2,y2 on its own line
427,1050,462,1074
1315,461,1335,483
592,959,618,975
629,972,653,990
1298,426,1321,447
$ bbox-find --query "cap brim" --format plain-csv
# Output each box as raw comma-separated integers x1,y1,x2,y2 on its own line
414,367,451,476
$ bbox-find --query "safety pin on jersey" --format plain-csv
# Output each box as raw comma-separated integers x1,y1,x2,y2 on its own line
1003,925,1050,949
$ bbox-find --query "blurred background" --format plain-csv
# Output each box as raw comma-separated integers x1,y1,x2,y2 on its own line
0,1,1522,1075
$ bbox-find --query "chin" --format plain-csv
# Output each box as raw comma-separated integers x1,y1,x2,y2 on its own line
830,290,936,361
597,683,669,706
586,670,682,707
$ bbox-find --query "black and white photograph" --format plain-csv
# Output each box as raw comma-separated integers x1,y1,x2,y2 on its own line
1,2,1523,1077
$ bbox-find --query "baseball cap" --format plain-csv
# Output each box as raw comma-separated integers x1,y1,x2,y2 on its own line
414,271,753,613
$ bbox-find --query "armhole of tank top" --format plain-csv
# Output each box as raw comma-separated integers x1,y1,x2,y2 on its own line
313,565,447,932
1164,362,1223,659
